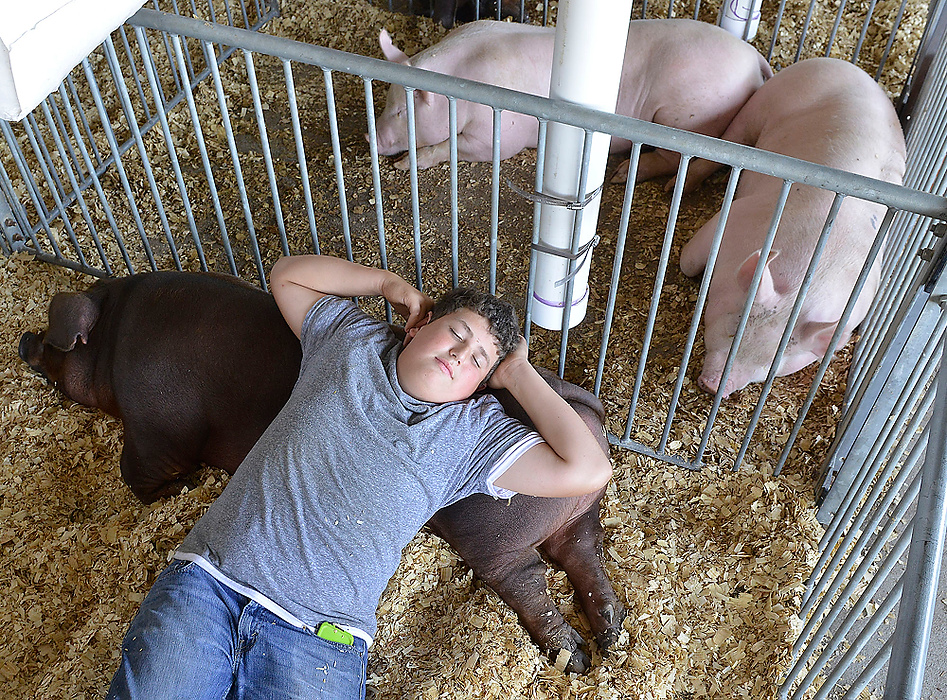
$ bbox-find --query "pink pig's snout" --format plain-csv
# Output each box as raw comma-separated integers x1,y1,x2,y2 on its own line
697,373,739,400
366,130,406,157
696,356,753,399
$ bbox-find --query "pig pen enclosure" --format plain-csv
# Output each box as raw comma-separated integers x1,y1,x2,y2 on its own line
2,0,947,698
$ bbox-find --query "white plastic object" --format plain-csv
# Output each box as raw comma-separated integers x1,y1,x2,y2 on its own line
719,0,762,42
0,0,147,121
531,0,633,330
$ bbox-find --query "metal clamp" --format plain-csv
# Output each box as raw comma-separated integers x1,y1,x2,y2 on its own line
531,235,600,288
505,178,603,211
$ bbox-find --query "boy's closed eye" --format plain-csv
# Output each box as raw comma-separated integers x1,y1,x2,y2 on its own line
451,326,484,368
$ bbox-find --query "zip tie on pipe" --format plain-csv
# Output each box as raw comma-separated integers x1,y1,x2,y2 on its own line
532,235,600,288
505,177,603,210
506,177,602,287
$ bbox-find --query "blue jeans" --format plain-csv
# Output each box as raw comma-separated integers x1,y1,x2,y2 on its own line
107,559,368,700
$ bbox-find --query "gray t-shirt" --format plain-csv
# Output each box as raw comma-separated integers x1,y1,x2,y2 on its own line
177,296,540,638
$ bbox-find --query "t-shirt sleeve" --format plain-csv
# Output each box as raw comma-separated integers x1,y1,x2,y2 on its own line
299,295,390,363
456,399,544,501
484,431,544,499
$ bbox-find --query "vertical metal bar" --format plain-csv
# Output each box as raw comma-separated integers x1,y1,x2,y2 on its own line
403,87,423,291
245,50,288,259
323,68,353,263
449,98,459,288
136,26,207,270
523,119,548,341
363,78,391,324
594,143,640,398
556,130,595,379
489,108,502,295
658,155,703,453
883,336,947,699
824,0,850,58
171,35,237,275
767,0,790,63
840,638,893,700
794,0,819,62
285,60,315,257
851,0,881,65
874,0,911,82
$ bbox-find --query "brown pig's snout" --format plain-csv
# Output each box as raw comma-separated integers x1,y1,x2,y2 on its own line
18,331,53,383
18,331,43,367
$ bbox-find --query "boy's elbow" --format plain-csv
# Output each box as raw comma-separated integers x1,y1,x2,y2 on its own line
588,454,613,492
270,255,294,284
566,453,612,496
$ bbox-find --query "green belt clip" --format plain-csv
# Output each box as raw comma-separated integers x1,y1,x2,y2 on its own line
317,621,354,646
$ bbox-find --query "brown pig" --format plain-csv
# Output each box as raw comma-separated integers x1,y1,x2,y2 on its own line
18,270,625,673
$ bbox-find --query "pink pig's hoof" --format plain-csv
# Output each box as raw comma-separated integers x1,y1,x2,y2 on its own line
609,160,630,184
393,155,411,171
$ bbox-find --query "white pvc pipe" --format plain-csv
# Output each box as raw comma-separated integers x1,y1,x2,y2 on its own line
531,0,633,330
718,0,763,41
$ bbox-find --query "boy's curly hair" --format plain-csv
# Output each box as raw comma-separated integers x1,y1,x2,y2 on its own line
431,288,520,377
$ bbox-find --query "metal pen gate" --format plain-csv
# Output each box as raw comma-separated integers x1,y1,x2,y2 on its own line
2,2,947,697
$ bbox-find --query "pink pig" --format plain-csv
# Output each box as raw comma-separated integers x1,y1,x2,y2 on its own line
678,58,906,398
372,19,772,175
373,20,554,170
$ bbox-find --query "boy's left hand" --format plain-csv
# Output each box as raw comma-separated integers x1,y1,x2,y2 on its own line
487,335,530,391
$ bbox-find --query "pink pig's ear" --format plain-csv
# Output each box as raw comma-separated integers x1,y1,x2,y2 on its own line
737,249,781,307
801,320,841,358
379,29,410,64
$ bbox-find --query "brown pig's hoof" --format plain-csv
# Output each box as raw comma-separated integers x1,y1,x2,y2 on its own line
546,626,591,674
594,603,628,651
549,644,591,675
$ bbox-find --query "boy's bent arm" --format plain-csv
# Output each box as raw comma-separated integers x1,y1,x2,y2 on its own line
490,347,612,498
270,255,432,338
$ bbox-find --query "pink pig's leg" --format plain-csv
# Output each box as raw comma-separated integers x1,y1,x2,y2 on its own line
680,215,719,277
394,140,452,170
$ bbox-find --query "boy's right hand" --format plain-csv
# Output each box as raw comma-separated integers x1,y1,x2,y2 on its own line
380,274,433,334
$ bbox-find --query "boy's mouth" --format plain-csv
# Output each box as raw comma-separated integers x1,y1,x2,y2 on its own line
436,357,453,378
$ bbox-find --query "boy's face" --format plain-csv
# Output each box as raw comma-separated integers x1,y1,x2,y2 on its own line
397,309,500,403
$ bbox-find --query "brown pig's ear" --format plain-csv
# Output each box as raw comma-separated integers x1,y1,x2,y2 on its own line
45,292,100,351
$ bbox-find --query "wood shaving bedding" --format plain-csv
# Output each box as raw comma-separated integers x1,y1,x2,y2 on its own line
0,0,926,696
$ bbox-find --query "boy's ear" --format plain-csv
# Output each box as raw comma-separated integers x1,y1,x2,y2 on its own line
403,311,432,346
